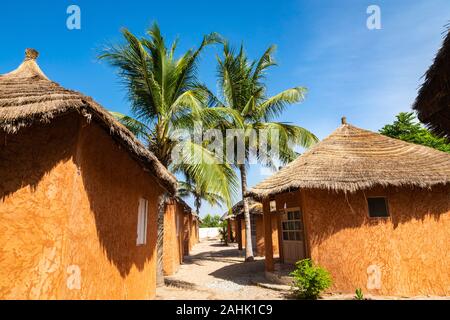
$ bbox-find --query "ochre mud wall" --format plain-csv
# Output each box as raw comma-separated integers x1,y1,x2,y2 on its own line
227,219,235,242
163,201,179,276
230,220,236,242
270,214,280,257
240,217,246,249
301,186,450,296
255,216,265,256
176,204,184,259
182,212,191,256
188,214,196,251
190,217,199,247
0,115,79,299
236,215,265,257
0,113,164,299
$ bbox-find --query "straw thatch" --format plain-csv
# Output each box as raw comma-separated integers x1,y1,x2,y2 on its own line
174,196,195,216
221,199,263,220
248,119,450,199
413,28,450,138
0,49,177,194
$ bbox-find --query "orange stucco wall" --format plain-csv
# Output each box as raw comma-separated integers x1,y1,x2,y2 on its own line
226,219,233,242
269,186,450,296
0,113,164,299
270,214,279,257
188,215,195,250
180,211,199,255
163,200,184,276
236,215,265,257
164,200,199,275
189,216,199,248
240,217,246,249
255,216,265,256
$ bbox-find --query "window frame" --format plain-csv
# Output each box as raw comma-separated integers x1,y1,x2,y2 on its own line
367,196,390,219
136,198,149,246
281,207,303,242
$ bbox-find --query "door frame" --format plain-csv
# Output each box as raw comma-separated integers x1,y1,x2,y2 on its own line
280,206,308,264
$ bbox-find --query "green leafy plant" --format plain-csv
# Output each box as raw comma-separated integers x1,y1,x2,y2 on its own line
200,214,222,228
354,288,364,300
380,112,450,153
290,259,332,299
218,221,228,246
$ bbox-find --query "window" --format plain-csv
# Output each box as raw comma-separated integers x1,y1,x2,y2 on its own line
282,210,303,242
137,198,149,245
367,197,389,218
250,215,257,237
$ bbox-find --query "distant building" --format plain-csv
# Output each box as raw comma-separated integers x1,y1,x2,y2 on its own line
163,197,199,276
222,199,279,257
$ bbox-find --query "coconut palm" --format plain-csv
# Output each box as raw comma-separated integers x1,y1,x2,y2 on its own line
100,24,238,202
214,43,318,261
99,23,239,283
178,179,224,216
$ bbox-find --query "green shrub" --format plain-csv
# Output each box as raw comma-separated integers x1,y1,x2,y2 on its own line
218,221,228,245
354,288,364,300
200,214,222,228
290,259,332,299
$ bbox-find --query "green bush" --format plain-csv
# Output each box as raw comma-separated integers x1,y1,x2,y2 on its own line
200,214,222,228
354,288,364,300
218,221,228,245
290,259,332,299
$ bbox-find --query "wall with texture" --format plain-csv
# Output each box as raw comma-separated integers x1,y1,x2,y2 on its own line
301,186,450,296
0,113,164,299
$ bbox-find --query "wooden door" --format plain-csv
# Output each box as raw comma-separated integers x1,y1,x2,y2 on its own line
281,209,305,264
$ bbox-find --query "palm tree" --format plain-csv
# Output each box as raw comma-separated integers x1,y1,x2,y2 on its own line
100,24,238,201
99,23,239,282
178,179,224,216
214,43,318,261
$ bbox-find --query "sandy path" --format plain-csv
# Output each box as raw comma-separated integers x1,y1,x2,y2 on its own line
156,240,289,300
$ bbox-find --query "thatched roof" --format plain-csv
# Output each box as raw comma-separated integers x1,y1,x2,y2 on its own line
221,199,263,220
174,196,195,216
413,28,450,138
248,118,450,199
0,49,177,194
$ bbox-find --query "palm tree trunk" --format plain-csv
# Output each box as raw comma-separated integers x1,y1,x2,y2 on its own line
195,197,201,217
239,164,254,262
156,192,168,287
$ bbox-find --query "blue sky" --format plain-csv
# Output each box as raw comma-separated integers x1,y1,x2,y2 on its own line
1,1,449,217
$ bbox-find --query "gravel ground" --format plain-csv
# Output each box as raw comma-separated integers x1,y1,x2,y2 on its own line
156,239,290,300
156,239,450,300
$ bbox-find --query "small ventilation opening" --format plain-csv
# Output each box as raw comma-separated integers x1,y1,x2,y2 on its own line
367,197,389,218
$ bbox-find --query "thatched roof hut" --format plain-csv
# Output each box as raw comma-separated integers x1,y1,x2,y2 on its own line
413,28,450,137
174,196,196,216
0,49,177,194
221,199,263,220
249,118,450,199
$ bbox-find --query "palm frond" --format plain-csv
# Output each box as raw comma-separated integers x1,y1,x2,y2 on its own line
257,87,307,121
171,140,238,209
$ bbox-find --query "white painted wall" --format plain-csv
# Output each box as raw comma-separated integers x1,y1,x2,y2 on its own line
199,227,220,239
